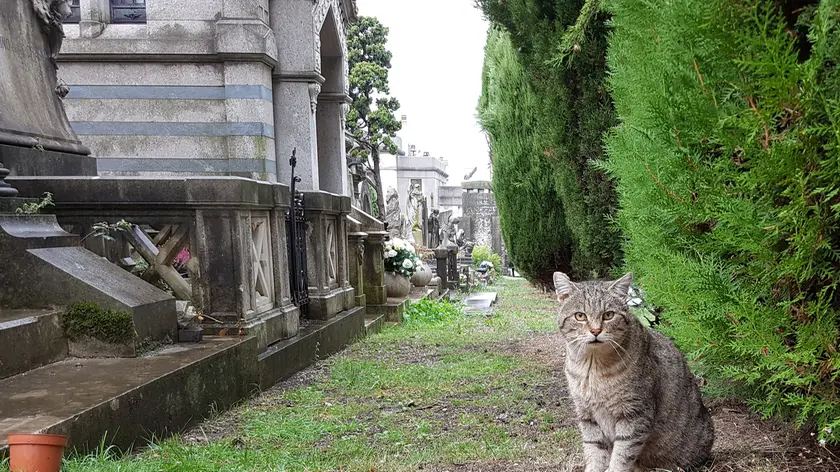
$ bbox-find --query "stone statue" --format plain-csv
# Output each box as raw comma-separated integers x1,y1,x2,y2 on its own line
436,210,453,248
445,216,461,248
0,0,91,160
33,0,73,72
427,209,441,248
406,183,424,231
385,187,401,238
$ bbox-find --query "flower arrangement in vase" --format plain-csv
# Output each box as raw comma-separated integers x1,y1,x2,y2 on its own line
384,237,420,278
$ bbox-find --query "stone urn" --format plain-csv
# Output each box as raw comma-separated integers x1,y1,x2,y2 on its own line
410,262,433,287
385,272,411,298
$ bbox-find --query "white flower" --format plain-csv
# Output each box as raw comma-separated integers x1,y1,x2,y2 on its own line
402,259,414,269
386,249,398,258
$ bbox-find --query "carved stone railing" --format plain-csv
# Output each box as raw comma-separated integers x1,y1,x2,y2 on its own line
347,206,387,308
9,176,299,350
302,191,355,319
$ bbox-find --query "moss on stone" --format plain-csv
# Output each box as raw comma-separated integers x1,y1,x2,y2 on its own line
63,302,136,344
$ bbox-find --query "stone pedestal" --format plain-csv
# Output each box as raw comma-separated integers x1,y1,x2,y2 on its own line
435,247,450,289
363,231,388,306
347,231,367,307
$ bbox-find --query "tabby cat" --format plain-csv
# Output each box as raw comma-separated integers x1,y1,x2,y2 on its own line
554,272,714,472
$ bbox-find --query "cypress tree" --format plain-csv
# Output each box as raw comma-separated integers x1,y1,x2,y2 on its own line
605,0,840,442
477,0,622,284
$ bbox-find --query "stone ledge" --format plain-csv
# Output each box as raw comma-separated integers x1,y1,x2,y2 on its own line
258,305,366,390
367,297,409,323
0,309,67,380
364,314,385,337
0,336,258,454
8,176,288,209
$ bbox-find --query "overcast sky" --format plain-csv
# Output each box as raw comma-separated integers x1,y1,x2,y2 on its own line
355,0,491,183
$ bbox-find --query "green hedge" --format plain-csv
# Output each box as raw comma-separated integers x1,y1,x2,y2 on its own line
479,28,575,286
605,0,840,441
477,0,622,284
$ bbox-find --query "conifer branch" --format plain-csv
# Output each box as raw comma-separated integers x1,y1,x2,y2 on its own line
746,95,771,151
644,161,685,203
552,0,601,65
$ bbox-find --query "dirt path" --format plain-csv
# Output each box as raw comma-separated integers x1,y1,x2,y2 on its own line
67,279,840,472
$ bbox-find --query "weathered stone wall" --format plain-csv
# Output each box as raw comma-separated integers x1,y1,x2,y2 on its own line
59,0,277,180
59,0,356,192
461,181,504,260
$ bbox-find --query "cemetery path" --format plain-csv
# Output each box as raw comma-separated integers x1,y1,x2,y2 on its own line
64,279,839,472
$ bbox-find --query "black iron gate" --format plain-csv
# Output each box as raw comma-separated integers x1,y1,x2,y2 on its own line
286,149,310,308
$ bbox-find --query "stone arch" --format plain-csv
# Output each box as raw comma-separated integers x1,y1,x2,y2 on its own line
314,5,348,195
313,0,350,94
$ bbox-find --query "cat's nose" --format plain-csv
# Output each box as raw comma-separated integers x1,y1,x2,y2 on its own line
590,328,602,337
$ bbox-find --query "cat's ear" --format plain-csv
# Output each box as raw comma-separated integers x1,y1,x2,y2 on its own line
609,272,633,299
553,272,575,302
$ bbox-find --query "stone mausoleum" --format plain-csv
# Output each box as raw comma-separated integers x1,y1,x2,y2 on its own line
0,0,396,454
60,0,352,192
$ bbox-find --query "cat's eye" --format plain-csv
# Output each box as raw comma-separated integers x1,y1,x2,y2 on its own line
603,311,615,321
574,312,586,321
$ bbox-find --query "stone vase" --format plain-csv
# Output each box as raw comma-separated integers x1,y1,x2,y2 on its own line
385,272,411,298
410,262,433,287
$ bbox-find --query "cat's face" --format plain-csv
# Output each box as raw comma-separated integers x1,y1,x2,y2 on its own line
553,272,638,353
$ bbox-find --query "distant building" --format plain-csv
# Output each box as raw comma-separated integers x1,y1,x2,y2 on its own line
380,145,448,220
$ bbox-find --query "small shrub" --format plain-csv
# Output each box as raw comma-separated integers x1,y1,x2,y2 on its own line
63,302,136,344
472,246,502,269
403,299,464,326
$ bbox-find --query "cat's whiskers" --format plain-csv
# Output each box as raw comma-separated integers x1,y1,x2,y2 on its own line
606,339,629,370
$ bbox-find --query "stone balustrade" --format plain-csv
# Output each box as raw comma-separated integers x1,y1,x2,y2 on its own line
9,176,308,349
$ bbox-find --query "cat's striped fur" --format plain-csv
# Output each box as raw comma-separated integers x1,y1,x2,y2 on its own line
554,272,714,472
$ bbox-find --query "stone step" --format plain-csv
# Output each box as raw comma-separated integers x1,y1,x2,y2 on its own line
364,314,386,336
0,336,256,454
258,306,366,390
367,298,409,323
0,309,67,380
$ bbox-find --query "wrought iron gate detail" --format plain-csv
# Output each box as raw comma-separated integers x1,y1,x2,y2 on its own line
286,149,310,307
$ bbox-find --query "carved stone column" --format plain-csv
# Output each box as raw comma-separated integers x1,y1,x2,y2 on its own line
363,230,388,306
347,231,367,307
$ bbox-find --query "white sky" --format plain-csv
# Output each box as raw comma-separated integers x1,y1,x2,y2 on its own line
355,0,491,183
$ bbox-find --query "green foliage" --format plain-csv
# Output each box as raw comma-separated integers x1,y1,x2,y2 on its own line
403,299,465,326
472,245,502,269
15,192,53,214
477,0,622,285
81,220,132,243
479,29,575,288
64,302,136,344
347,16,402,217
605,0,840,442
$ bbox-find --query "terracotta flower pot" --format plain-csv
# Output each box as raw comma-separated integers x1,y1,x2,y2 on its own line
385,271,411,298
8,433,67,472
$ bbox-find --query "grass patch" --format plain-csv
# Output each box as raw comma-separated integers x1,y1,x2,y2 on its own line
63,278,576,472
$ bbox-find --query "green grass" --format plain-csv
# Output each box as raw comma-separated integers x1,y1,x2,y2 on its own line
63,278,579,472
